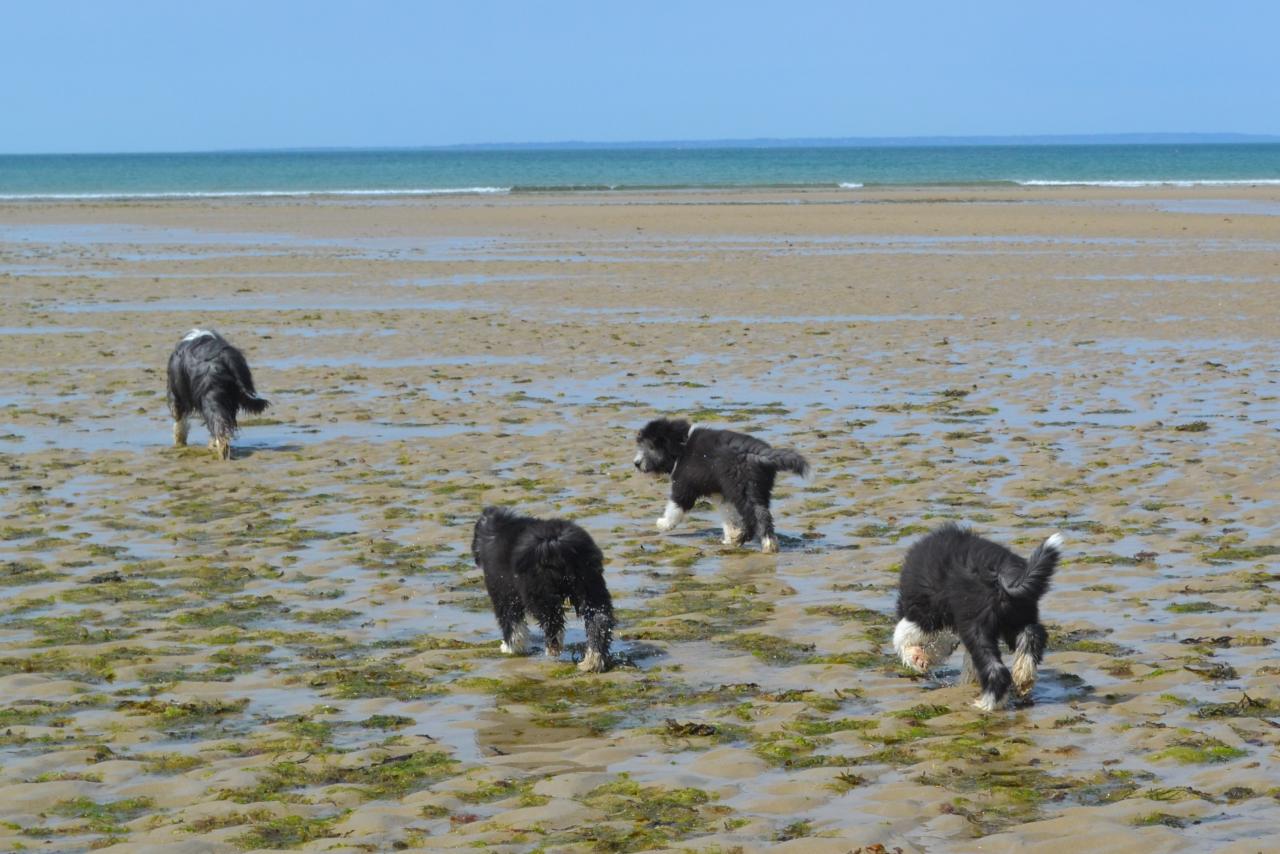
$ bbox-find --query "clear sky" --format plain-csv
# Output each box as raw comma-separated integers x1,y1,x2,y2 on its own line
3,0,1278,154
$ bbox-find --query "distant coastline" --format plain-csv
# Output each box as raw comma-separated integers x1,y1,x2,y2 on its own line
430,133,1280,152
6,133,1280,158
3,142,1280,199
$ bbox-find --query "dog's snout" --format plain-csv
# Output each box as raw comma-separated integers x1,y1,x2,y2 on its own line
633,459,641,469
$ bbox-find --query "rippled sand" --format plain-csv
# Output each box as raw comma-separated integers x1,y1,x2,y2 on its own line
1,187,1278,852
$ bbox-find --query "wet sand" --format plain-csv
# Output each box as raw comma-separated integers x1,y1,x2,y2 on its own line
1,186,1278,852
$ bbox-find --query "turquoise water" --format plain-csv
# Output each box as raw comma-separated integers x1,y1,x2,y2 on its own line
2,144,1280,198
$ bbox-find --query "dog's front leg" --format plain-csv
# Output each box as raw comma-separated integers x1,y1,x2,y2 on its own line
655,499,686,532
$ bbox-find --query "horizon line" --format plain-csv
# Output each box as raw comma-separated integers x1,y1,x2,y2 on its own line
4,132,1280,158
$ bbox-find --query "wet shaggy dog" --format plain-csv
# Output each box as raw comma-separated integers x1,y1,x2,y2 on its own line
167,329,269,460
893,524,1064,711
634,417,810,553
471,506,614,672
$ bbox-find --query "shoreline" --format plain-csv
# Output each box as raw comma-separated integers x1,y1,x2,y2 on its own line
3,179,1280,203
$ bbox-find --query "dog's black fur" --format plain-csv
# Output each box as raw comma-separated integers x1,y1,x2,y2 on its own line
471,506,614,672
634,417,809,553
166,329,269,460
893,523,1063,710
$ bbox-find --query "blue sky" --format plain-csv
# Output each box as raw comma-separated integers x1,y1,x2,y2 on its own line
3,1,1278,153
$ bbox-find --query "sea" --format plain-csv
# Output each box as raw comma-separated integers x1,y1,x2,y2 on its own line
2,143,1280,199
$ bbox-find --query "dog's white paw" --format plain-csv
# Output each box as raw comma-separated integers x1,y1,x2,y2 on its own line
760,535,779,554
971,691,1003,712
501,624,531,655
1011,661,1037,696
655,517,675,532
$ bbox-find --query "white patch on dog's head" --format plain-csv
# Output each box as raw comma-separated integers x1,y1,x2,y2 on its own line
893,619,929,656
183,328,214,342
893,619,959,672
633,451,644,467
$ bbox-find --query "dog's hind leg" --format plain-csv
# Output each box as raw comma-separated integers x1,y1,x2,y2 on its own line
501,621,531,655
716,499,747,546
495,596,531,655
732,495,776,552
533,604,567,659
573,573,615,673
172,416,189,447
961,629,1012,712
959,650,978,684
1011,623,1047,698
201,395,237,461
747,478,773,550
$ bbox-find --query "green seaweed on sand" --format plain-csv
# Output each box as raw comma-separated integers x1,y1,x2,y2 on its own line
623,576,774,641
1152,736,1247,764
360,714,416,729
723,632,815,664
309,660,444,701
1165,600,1224,614
231,813,348,850
225,749,457,804
173,595,288,628
455,777,544,805
804,603,892,624
1195,693,1280,719
41,796,155,835
545,775,730,852
1132,812,1188,828
140,752,207,774
1200,544,1280,563
116,697,249,725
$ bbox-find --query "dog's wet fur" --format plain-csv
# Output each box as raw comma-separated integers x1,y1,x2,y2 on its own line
893,524,1063,711
166,329,269,460
634,417,809,553
471,506,614,672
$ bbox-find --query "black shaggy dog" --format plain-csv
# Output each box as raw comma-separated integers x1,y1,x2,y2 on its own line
634,417,810,554
471,506,614,672
167,329,269,460
893,524,1064,711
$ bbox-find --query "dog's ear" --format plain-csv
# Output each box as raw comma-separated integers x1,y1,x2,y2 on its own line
637,418,667,447
660,418,690,452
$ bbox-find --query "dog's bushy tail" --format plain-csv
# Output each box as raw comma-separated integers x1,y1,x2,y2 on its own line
228,350,270,415
239,389,269,415
1000,532,1064,599
517,523,603,583
761,447,810,479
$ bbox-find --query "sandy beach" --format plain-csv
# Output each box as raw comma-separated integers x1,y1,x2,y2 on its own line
1,186,1278,852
